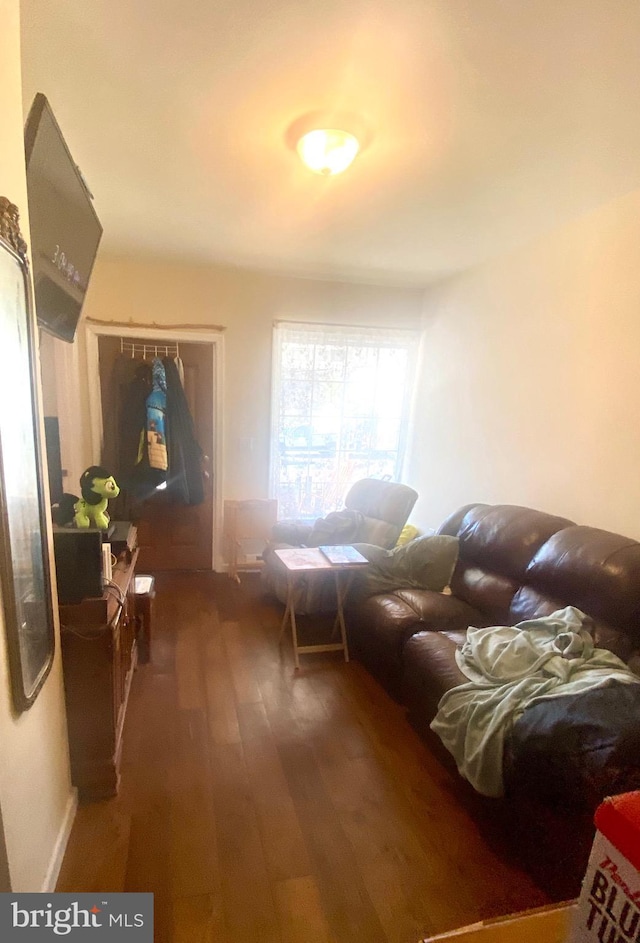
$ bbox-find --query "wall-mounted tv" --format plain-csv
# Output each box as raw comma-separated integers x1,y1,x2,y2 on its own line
24,93,103,343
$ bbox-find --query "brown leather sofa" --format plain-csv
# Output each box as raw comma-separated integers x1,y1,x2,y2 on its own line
346,503,640,895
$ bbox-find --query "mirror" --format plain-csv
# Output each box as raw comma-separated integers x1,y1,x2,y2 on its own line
0,197,55,711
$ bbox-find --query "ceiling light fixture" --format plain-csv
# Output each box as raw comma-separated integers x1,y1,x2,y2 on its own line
296,128,360,176
286,112,370,177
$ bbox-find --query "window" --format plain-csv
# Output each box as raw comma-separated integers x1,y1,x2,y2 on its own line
270,321,418,520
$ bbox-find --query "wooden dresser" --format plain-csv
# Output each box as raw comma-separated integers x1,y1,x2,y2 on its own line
59,540,139,800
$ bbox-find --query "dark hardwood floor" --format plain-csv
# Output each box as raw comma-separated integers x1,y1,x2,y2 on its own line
56,571,550,942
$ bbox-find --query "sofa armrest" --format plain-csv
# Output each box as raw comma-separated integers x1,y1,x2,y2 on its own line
346,589,484,699
388,589,484,633
347,589,481,656
402,630,469,727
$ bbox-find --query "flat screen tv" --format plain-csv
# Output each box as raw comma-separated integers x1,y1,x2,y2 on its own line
24,93,103,343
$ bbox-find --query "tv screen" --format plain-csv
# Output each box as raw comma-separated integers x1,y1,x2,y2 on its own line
24,93,103,343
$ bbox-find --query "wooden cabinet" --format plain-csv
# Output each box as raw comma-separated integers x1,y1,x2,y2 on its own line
59,544,139,800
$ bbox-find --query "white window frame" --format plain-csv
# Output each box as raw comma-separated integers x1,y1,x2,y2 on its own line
269,320,419,521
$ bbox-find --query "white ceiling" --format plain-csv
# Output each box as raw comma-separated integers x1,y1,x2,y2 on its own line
19,1,640,286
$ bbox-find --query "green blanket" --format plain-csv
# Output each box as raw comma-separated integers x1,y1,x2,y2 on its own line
430,606,640,797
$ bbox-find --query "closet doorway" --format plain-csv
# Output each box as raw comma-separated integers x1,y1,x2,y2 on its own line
85,324,224,572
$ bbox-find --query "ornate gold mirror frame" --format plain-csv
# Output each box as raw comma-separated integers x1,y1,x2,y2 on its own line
0,197,55,711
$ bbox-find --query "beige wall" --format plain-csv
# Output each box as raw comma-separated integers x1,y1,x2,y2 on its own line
83,257,424,498
85,189,640,545
406,187,640,539
0,0,74,891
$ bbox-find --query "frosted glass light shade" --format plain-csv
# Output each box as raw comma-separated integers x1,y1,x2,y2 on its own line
296,128,360,175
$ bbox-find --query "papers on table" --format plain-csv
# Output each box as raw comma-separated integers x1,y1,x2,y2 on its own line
274,546,368,570
319,545,368,566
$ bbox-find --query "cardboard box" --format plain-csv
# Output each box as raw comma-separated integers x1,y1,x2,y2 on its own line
567,791,640,942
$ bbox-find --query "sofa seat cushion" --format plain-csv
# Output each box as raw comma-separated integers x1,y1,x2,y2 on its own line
346,590,483,699
504,683,640,811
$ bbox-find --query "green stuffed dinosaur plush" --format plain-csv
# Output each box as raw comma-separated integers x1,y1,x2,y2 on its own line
73,465,120,530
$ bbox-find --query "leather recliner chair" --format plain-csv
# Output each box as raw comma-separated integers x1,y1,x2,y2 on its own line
261,477,418,613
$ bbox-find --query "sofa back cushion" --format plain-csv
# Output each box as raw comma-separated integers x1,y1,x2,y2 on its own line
345,479,418,531
512,525,640,663
450,567,520,626
508,586,638,667
440,504,574,577
437,503,640,664
524,526,640,630
439,504,573,625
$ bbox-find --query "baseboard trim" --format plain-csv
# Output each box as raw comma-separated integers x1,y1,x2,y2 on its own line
41,788,78,892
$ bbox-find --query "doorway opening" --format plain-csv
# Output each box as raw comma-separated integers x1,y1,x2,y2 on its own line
85,323,224,571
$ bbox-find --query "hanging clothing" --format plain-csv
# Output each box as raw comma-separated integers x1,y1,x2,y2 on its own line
102,348,204,509
174,355,185,387
115,359,152,479
114,359,157,507
112,357,162,503
163,357,205,505
145,358,168,473
102,354,145,476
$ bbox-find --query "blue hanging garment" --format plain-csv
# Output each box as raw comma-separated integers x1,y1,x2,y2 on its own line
145,358,168,472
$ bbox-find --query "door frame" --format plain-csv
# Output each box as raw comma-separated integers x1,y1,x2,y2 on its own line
84,322,225,571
